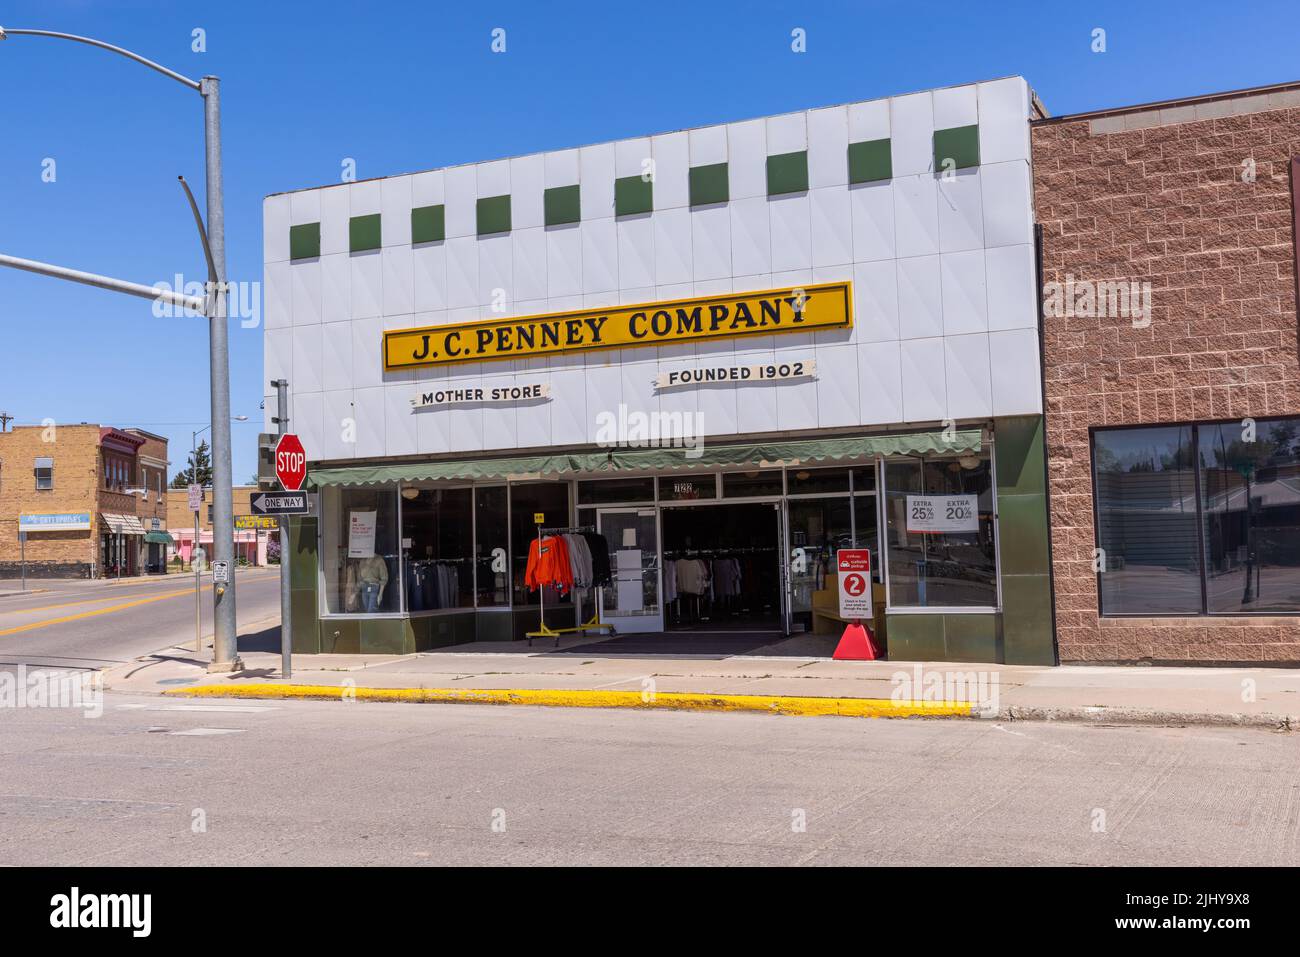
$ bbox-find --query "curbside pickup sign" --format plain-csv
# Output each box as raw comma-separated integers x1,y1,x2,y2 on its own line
836,549,872,620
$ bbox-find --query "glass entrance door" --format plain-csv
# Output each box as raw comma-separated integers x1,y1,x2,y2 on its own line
785,497,854,634
597,508,663,633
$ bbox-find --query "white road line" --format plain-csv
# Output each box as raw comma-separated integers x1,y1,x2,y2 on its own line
118,704,275,713
167,728,247,736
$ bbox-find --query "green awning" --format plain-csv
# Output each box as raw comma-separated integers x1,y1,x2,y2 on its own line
143,530,174,544
306,430,982,489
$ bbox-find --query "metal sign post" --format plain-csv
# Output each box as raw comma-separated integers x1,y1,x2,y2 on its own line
19,530,26,592
189,482,203,653
271,379,294,679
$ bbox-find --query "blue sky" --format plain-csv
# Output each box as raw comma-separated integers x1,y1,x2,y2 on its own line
1,0,1296,481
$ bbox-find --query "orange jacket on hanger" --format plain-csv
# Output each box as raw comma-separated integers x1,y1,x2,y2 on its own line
525,535,574,594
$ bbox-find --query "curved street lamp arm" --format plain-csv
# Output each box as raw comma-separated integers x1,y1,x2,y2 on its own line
0,26,201,90
178,175,218,287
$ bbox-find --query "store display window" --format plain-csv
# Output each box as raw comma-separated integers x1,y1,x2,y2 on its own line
321,486,401,615
883,454,997,609
399,487,473,611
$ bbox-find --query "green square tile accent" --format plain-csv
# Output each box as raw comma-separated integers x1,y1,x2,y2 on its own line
1000,575,1056,665
475,612,514,643
287,517,317,591
883,613,946,661
933,124,980,171
997,493,1051,577
614,175,653,216
994,415,1046,496
290,589,320,654
848,138,892,184
476,195,512,235
689,163,729,206
349,213,382,252
289,222,320,260
319,618,360,655
411,204,445,244
766,150,809,196
544,185,581,226
943,614,1002,663
361,618,413,655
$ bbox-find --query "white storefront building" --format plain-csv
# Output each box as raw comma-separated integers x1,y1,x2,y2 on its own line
263,76,1056,664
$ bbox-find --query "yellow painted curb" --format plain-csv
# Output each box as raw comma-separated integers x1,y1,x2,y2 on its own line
163,683,975,718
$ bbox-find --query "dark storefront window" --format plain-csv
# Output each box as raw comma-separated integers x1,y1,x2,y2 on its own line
577,477,655,504
1092,426,1200,615
658,475,716,501
475,486,509,607
1200,420,1300,613
722,470,783,498
510,482,571,606
787,466,850,495
1094,419,1300,616
400,487,473,611
883,455,997,608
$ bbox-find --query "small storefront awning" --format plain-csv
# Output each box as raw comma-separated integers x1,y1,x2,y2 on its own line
306,429,983,488
143,530,173,544
100,513,146,535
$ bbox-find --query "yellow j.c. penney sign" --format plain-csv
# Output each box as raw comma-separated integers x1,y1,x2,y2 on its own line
383,281,852,370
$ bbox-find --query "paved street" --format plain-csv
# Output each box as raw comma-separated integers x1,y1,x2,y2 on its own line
0,568,281,672
1,566,1297,867
0,692,1297,866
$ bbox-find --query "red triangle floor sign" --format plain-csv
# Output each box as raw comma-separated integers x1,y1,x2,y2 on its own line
833,622,878,661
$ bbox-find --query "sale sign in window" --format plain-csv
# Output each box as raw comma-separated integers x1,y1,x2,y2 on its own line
905,495,979,534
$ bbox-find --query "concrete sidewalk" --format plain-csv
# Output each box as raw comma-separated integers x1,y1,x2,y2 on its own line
102,630,1300,728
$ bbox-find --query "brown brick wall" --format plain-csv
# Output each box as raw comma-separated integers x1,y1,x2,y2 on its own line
128,431,170,531
0,425,102,576
1033,100,1300,663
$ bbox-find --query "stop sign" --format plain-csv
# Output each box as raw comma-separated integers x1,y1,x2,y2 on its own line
274,433,307,491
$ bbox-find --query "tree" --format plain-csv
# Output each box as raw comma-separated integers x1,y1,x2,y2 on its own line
171,440,214,488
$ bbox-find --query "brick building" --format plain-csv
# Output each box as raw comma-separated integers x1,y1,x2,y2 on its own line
1033,81,1300,663
0,423,172,578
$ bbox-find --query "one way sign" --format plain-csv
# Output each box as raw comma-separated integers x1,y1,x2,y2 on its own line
250,491,310,516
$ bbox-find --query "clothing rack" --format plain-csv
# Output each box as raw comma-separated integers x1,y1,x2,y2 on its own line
526,524,616,647
664,549,772,626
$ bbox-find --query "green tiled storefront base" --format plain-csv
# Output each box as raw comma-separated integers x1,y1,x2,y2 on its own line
878,606,1051,665
884,613,1003,663
301,608,584,655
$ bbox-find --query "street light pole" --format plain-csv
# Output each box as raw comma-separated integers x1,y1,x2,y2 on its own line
199,75,239,673
0,26,240,671
192,428,203,653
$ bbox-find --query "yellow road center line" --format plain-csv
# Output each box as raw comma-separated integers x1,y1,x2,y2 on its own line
1,571,274,617
0,587,205,638
0,588,200,617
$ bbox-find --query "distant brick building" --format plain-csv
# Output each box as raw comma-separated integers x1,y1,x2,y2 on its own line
0,423,171,578
1033,81,1300,663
